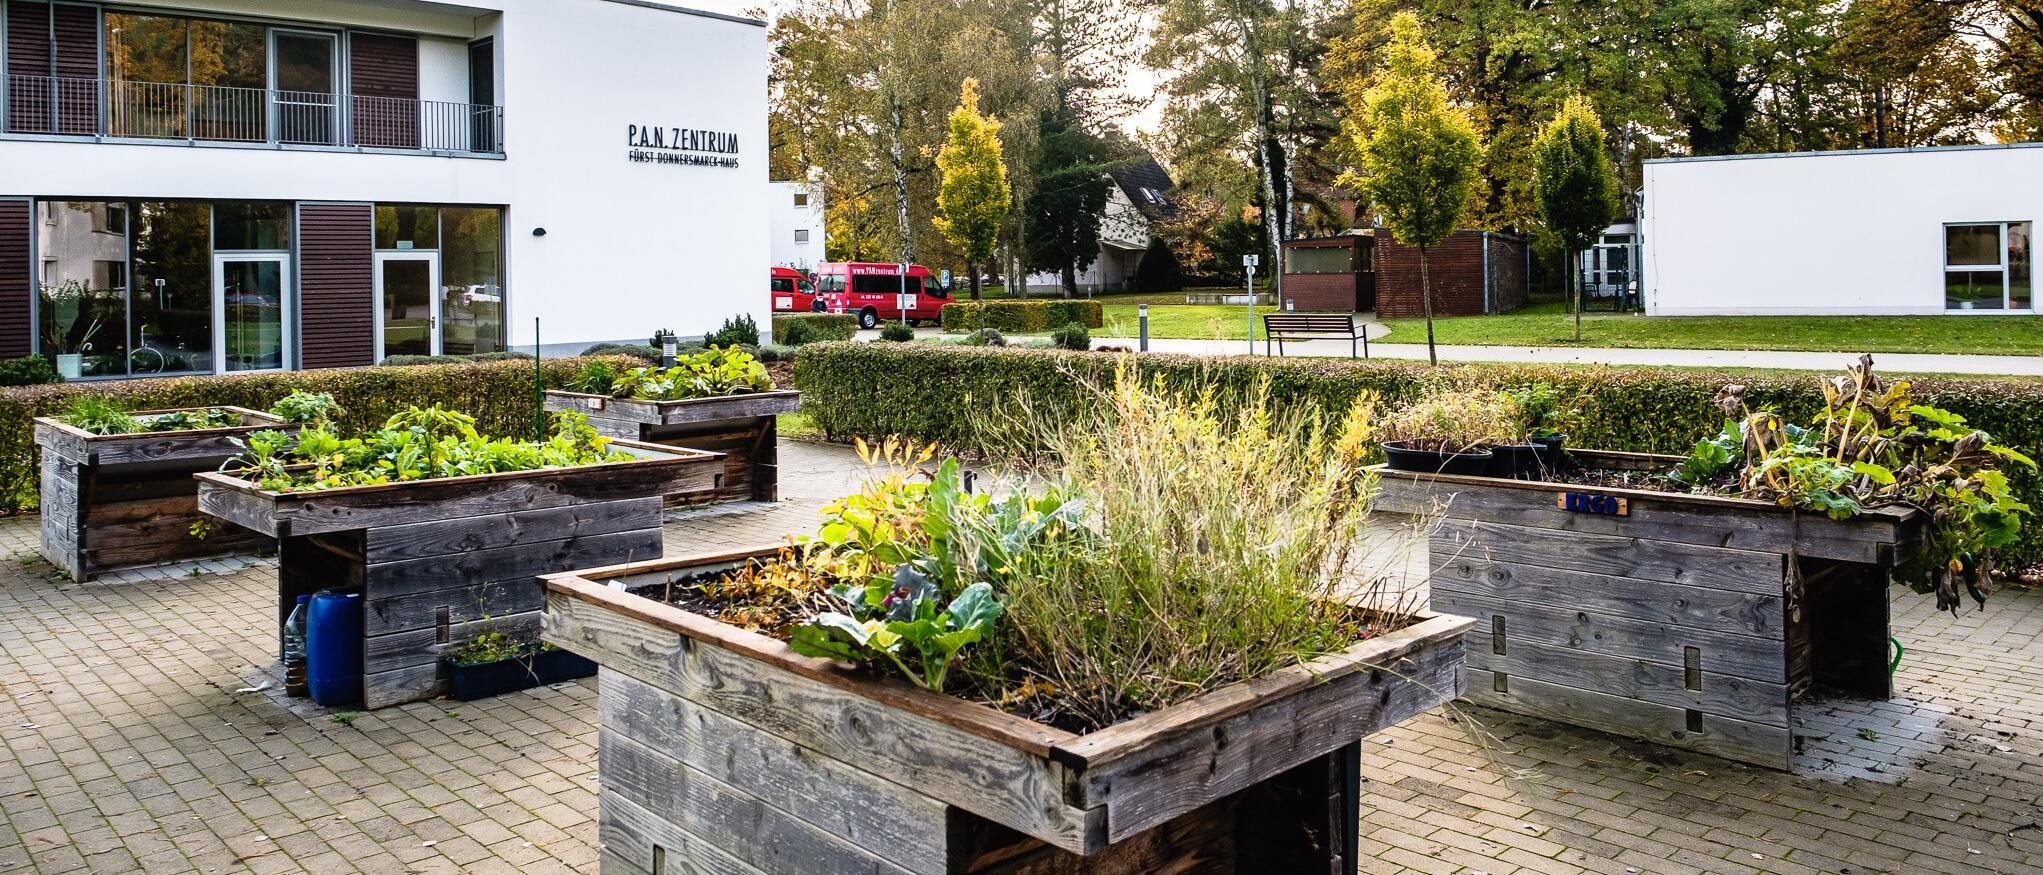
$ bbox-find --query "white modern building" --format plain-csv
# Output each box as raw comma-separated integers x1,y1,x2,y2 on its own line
769,180,824,271
1,0,767,378
1641,144,2036,315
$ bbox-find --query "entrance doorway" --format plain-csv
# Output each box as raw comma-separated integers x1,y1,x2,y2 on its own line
376,252,442,359
212,254,291,373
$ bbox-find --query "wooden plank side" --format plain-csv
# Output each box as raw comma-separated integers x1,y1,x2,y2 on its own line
1463,634,1790,727
196,481,284,537
363,578,547,637
600,791,769,875
1466,668,1792,770
600,730,916,875
362,663,442,711
1072,635,1463,843
600,671,949,874
38,453,82,580
1372,474,1895,564
1434,590,1787,683
1433,517,1786,595
364,528,665,601
1431,553,1785,638
362,498,662,563
544,592,1099,854
259,458,715,535
365,610,541,675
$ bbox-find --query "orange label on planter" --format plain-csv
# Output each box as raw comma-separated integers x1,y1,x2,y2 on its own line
1558,493,1628,516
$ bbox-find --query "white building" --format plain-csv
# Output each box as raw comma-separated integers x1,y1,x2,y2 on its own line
1642,144,2036,315
1,0,767,379
1025,154,1178,295
769,180,824,271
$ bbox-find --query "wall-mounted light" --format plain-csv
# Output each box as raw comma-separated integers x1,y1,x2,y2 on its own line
532,227,548,237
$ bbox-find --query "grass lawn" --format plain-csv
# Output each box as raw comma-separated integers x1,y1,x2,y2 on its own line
1380,300,2043,356
1098,300,1288,341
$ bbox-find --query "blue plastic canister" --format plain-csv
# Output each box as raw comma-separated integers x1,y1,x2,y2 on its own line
306,589,364,707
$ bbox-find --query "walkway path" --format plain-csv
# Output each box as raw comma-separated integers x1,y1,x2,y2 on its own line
1,440,2038,873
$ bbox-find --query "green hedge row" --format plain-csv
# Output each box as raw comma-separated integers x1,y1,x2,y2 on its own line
773,313,860,345
939,300,1105,333
792,342,2043,565
0,357,627,515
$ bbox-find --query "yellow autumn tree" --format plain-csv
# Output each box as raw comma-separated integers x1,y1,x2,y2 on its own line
932,78,1011,301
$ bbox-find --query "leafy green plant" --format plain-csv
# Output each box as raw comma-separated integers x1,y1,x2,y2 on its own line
143,408,240,432
567,359,621,395
1375,387,1519,453
606,347,773,400
223,407,629,493
1050,322,1091,351
269,390,340,427
61,396,143,435
0,357,60,387
960,328,1007,347
879,323,916,343
1507,383,1569,439
704,314,762,348
444,629,538,666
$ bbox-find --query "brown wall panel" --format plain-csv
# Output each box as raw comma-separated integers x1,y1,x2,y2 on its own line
0,200,31,359
298,204,376,369
349,33,419,148
1375,232,1529,319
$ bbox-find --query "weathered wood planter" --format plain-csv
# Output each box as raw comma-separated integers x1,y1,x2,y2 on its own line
35,407,294,581
544,390,801,507
195,440,722,709
544,546,1475,875
1373,450,1922,770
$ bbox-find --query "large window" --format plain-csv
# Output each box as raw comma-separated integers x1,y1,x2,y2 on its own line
1945,222,2032,311
1287,245,1358,275
37,203,131,379
372,205,506,356
105,12,270,141
130,202,215,376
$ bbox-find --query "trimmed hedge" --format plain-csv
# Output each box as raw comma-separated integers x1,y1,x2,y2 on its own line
773,313,859,345
1,356,633,515
793,342,2043,566
939,300,1105,333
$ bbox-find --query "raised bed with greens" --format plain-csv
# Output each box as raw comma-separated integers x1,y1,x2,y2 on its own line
197,406,722,709
1374,356,2030,768
545,347,800,506
32,391,332,581
545,371,1472,873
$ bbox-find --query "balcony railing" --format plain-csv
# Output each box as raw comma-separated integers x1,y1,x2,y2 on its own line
3,75,503,155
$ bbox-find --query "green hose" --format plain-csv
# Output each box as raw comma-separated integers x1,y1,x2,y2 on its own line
1889,635,1904,673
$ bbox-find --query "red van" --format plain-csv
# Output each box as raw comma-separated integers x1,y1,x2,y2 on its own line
815,262,950,328
771,267,823,313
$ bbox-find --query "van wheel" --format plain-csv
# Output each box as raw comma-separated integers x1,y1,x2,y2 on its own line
859,308,880,330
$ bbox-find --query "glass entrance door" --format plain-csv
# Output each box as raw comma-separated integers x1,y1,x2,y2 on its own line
376,253,442,359
213,255,290,373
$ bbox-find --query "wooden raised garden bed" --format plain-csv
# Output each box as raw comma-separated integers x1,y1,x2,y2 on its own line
544,389,801,507
195,440,722,709
1373,449,1922,770
35,407,293,581
543,546,1475,874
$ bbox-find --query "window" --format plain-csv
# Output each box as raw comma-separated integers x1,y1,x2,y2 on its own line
376,206,441,250
853,274,918,294
104,13,269,141
1288,245,1357,275
441,207,506,355
794,192,810,207
213,202,292,250
37,202,133,378
1945,222,2032,311
794,229,810,243
772,278,794,293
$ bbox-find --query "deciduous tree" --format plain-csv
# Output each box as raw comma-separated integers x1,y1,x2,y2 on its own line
934,79,1012,300
1532,95,1618,342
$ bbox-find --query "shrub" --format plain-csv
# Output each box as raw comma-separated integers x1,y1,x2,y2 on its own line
1049,322,1091,351
753,344,797,363
791,342,2043,565
580,343,663,363
879,323,916,343
959,328,1007,347
379,351,534,366
0,356,633,515
0,357,60,387
939,300,1105,333
649,328,677,347
704,314,762,348
772,313,859,346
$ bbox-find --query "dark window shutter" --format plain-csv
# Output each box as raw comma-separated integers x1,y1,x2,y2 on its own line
297,203,376,369
49,2,97,134
4,2,100,135
349,33,418,148
0,200,31,359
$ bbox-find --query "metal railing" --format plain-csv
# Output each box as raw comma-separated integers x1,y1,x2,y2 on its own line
4,75,503,154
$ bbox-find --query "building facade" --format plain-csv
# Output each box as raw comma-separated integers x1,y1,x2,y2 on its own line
1282,229,1527,317
1642,144,2038,315
768,180,823,272
1023,154,1178,295
1,0,767,379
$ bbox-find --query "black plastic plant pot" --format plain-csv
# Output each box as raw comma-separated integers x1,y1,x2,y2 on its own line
1488,444,1546,480
446,649,600,701
1381,440,1495,476
1530,434,1568,479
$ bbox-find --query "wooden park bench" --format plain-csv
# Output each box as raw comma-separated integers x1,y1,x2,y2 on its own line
1263,312,1369,358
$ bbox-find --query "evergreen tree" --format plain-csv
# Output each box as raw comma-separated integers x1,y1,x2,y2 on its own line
1022,104,1112,297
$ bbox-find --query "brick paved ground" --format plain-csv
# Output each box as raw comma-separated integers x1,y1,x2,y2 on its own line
1,439,2038,874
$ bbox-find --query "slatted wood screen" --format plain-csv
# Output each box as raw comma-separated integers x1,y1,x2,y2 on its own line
297,203,376,369
6,1,99,135
349,33,419,149
0,200,30,358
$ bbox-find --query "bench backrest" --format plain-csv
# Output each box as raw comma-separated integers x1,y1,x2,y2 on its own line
1262,314,1357,333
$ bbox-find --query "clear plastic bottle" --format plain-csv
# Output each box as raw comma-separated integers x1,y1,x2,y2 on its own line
284,595,311,697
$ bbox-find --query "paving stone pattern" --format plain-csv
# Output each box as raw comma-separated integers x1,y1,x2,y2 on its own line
0,440,2038,874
